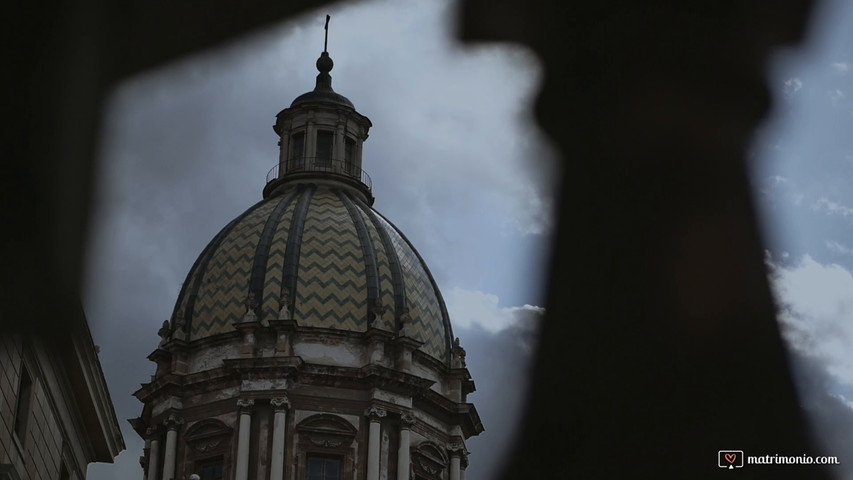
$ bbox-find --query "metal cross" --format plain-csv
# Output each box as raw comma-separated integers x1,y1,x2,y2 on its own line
324,15,330,53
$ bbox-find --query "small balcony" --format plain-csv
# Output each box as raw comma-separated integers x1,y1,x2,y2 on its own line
263,157,373,201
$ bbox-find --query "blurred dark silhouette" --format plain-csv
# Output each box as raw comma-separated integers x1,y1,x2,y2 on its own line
1,0,830,477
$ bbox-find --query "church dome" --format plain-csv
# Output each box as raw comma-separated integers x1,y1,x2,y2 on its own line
135,25,481,480
170,183,454,363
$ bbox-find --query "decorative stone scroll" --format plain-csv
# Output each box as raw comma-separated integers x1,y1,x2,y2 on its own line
451,337,467,368
308,437,343,448
398,308,414,337
243,292,259,323
172,311,187,341
278,287,292,320
370,299,386,326
157,320,172,346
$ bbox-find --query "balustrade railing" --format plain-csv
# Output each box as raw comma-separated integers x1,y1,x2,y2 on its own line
265,157,372,192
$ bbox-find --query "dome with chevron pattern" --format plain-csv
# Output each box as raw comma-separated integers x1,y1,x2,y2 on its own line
135,40,482,480
170,183,454,363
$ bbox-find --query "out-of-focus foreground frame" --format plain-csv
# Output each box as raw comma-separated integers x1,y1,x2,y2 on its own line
0,0,830,477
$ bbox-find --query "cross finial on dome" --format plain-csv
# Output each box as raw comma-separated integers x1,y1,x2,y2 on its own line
316,15,333,75
314,14,335,91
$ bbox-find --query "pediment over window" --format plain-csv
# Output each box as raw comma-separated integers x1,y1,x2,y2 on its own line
411,441,447,479
296,414,357,449
184,419,233,456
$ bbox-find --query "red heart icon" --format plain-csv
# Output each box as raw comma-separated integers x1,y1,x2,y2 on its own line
725,453,737,464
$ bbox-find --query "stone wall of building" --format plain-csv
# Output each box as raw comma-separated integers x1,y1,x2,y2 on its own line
1,313,123,480
1,335,81,480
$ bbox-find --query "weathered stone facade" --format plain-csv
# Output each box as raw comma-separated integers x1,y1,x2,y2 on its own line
0,309,124,480
132,40,482,480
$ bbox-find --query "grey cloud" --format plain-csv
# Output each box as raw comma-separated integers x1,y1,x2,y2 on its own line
455,307,543,480
787,350,853,471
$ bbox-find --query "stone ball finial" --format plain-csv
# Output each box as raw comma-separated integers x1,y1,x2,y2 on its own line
317,52,334,73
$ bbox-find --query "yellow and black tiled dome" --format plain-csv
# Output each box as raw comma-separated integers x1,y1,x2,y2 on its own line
170,184,453,363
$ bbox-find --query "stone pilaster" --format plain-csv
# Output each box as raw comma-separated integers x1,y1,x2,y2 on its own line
366,406,386,480
235,399,255,480
269,396,291,480
161,415,184,480
447,443,464,480
397,412,415,480
146,427,160,480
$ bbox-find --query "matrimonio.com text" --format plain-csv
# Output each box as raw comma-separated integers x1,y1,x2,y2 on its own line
718,450,841,469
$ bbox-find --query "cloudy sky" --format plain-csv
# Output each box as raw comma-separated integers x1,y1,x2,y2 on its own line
751,0,853,475
83,0,853,478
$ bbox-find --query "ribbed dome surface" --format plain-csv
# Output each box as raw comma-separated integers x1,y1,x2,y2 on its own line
290,89,354,109
171,184,452,362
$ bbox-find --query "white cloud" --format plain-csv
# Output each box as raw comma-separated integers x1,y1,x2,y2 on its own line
771,175,789,185
446,287,543,334
829,88,847,106
784,77,803,98
827,240,853,256
830,392,853,411
813,196,853,217
831,62,851,73
793,193,805,206
768,255,853,384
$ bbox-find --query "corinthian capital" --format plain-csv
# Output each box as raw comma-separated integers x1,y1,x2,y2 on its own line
237,398,255,413
270,396,291,412
164,414,184,430
400,412,416,427
366,405,387,420
447,442,465,457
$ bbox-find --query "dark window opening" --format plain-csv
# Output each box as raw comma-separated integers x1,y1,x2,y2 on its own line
14,365,32,441
316,130,334,167
291,132,305,167
195,457,224,480
344,138,356,175
307,456,341,480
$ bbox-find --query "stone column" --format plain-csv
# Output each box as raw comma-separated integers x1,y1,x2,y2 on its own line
235,399,255,480
279,128,290,168
146,428,160,480
448,443,464,480
356,138,364,171
334,122,345,165
365,406,386,480
306,119,317,161
269,396,291,480
396,413,415,480
161,415,183,480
